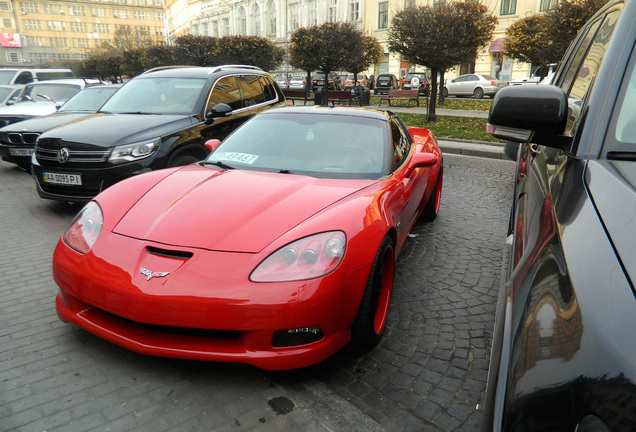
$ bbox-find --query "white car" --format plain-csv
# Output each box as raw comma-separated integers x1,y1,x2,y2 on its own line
443,74,507,99
0,78,104,126
288,76,307,89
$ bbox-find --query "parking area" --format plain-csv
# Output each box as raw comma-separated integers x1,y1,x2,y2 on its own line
1,153,515,431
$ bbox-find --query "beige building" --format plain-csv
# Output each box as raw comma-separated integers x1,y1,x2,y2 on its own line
0,0,167,67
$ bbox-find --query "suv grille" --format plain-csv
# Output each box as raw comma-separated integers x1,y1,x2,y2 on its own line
8,132,40,145
36,147,110,164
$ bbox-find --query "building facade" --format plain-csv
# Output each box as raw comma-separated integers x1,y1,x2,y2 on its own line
0,0,167,67
184,0,556,83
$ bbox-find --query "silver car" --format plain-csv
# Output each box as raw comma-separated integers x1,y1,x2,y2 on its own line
288,76,307,89
443,74,506,99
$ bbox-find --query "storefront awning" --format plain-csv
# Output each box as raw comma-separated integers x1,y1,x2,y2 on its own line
489,38,506,53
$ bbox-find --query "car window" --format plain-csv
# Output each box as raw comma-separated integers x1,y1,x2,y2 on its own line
59,87,119,112
562,9,620,133
15,72,34,84
205,113,389,179
21,84,80,103
238,75,266,106
210,75,243,111
390,117,411,171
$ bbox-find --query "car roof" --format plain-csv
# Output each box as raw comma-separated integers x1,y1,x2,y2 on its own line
25,78,103,87
138,65,267,80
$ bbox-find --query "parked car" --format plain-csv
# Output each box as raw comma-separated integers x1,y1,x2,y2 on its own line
374,74,399,95
401,72,430,95
275,76,288,89
0,78,104,126
0,68,74,85
288,76,307,89
0,84,25,107
52,105,443,370
483,1,636,431
311,72,340,91
0,84,121,170
443,74,506,98
31,65,287,203
343,74,369,89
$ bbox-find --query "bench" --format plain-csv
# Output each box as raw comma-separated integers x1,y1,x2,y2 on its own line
282,88,311,105
378,89,419,107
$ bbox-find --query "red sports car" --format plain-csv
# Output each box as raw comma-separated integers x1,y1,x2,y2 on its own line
54,106,443,370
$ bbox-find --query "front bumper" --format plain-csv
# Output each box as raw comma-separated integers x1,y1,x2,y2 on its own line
53,231,371,370
0,143,34,167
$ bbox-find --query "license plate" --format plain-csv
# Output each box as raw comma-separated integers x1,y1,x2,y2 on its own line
43,172,82,185
9,148,34,156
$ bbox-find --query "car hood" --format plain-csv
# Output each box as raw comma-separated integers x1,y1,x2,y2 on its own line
0,113,90,133
0,102,58,116
586,160,636,285
38,113,194,147
112,164,374,253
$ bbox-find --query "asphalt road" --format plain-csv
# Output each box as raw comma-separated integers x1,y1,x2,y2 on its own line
0,153,515,432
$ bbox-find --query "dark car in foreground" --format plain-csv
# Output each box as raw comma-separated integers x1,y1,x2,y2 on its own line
483,0,636,431
0,84,121,169
53,106,443,370
31,65,287,203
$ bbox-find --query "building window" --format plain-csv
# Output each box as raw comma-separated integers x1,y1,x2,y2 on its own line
134,10,150,20
92,23,111,33
500,0,516,15
44,4,61,14
328,0,338,21
49,37,68,48
253,4,261,36
47,21,67,31
68,6,86,16
267,1,276,37
290,3,299,30
223,18,230,36
91,8,108,18
154,12,164,21
70,22,89,32
540,0,558,10
25,36,44,46
211,20,219,37
349,0,359,21
23,19,41,30
113,9,129,19
0,1,12,11
20,2,39,14
2,18,13,28
239,7,247,35
309,0,318,26
378,2,388,29
72,38,91,48
6,52,21,62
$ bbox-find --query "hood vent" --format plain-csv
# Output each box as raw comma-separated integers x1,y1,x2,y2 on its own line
146,246,193,260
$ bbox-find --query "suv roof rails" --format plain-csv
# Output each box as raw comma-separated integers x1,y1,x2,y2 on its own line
207,65,263,74
141,65,199,75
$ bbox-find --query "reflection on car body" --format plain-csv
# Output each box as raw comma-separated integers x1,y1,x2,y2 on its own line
483,1,636,431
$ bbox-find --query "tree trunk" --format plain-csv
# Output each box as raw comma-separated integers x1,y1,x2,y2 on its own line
438,70,446,105
427,67,438,122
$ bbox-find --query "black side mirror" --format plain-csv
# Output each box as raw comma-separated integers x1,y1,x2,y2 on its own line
206,103,233,122
487,85,571,149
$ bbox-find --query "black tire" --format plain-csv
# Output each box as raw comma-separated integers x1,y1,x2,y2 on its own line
170,154,200,167
443,88,449,98
473,87,484,99
421,168,443,221
351,236,395,346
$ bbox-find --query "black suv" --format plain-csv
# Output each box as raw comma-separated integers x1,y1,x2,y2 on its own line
31,65,286,203
401,72,430,96
311,72,340,91
373,74,399,95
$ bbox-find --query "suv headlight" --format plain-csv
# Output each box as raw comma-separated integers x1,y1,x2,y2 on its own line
109,138,160,163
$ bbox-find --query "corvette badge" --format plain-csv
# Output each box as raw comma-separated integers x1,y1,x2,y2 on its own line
140,267,170,281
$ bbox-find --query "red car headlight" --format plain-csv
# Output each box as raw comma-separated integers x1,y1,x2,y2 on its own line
250,231,346,282
63,201,103,254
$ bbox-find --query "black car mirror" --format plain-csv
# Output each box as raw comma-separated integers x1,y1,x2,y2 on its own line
206,103,233,122
487,85,571,149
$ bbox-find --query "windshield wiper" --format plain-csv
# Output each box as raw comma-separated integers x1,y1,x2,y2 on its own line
204,161,235,170
278,169,294,174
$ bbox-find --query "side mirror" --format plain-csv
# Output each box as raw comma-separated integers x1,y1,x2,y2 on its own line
206,103,232,122
204,139,221,153
404,152,439,177
487,85,570,149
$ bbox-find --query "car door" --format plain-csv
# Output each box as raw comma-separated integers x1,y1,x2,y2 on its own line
499,7,622,431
